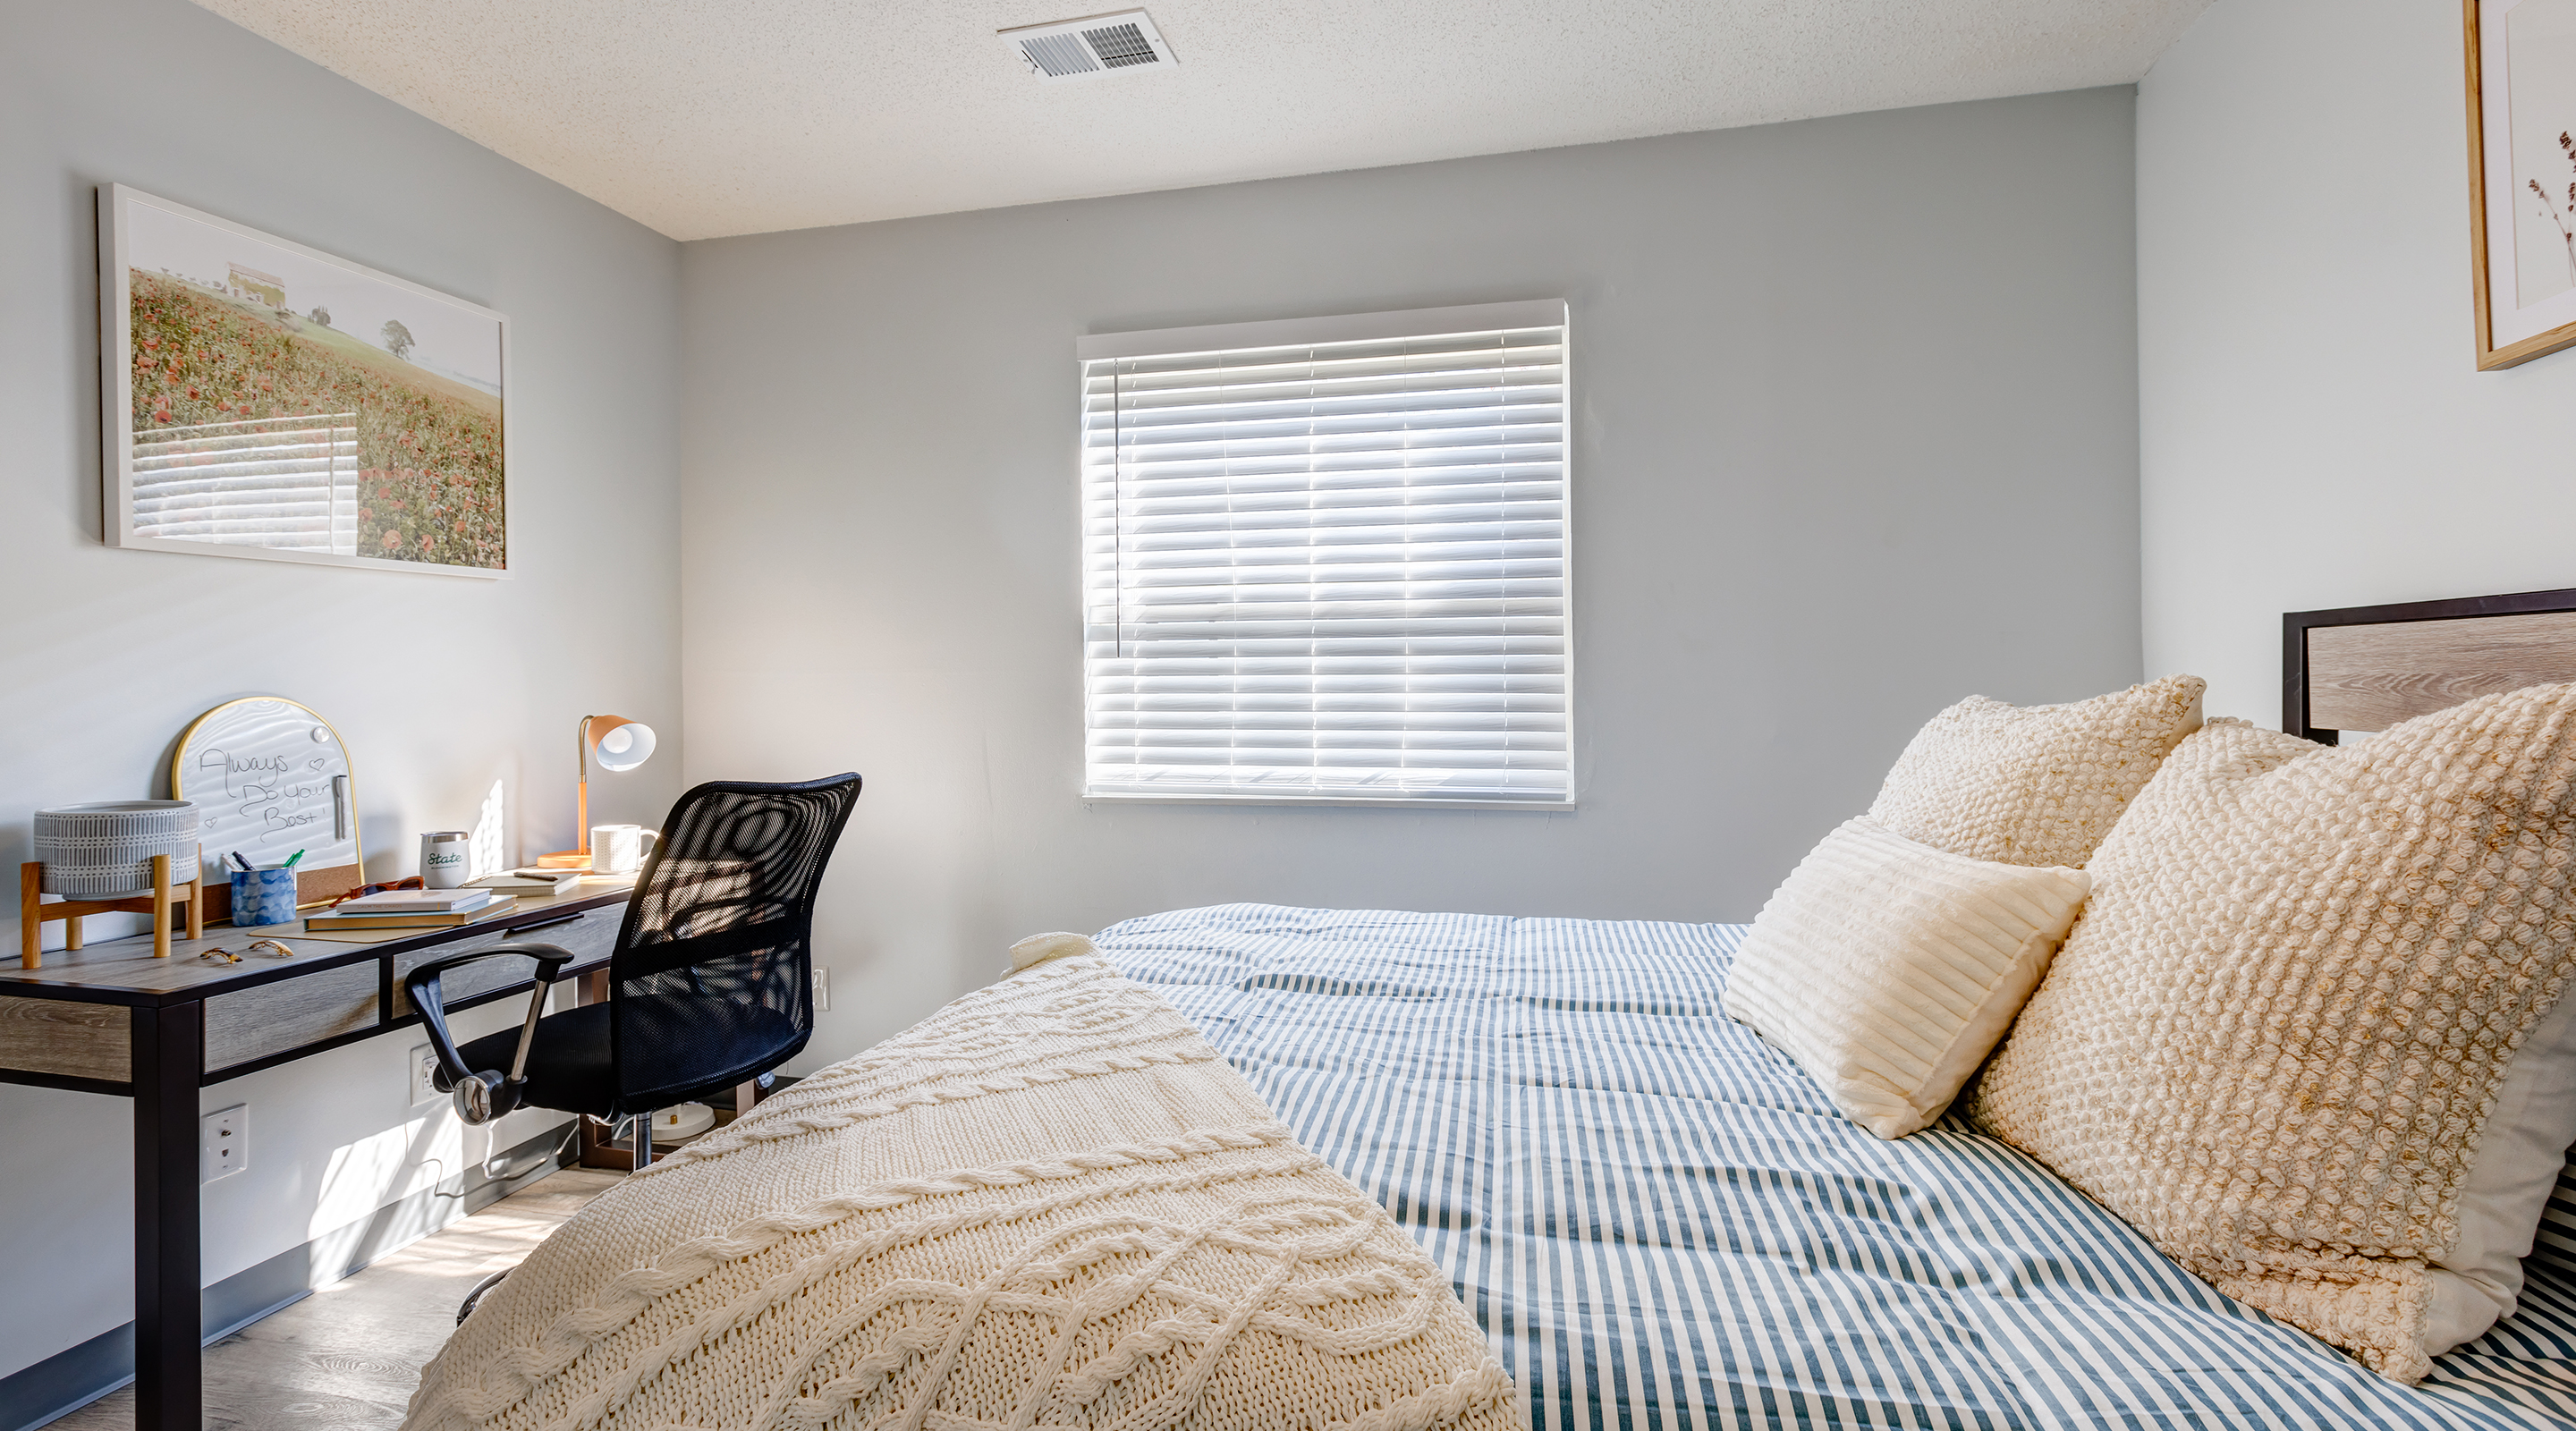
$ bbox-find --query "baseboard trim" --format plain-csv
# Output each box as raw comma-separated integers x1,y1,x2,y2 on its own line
0,1124,574,1431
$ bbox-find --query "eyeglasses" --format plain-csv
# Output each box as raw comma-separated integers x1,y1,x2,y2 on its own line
199,938,298,964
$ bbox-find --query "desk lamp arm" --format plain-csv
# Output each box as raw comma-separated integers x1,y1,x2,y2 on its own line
573,716,595,857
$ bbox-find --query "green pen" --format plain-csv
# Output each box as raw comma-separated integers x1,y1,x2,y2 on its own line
281,849,306,870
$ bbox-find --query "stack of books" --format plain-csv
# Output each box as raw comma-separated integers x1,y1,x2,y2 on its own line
305,886,517,932
463,868,590,897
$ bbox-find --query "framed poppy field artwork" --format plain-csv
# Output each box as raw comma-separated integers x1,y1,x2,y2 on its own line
2469,0,2576,369
97,184,510,575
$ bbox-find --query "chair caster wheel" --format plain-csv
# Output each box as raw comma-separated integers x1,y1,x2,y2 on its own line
458,1267,511,1325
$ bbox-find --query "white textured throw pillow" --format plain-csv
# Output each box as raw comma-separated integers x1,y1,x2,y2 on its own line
1970,690,2576,1383
1724,818,2090,1139
1868,674,2205,868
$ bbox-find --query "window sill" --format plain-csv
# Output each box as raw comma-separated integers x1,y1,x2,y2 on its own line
1080,792,1577,811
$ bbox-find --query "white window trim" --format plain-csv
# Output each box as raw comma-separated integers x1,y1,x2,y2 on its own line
1074,299,1572,362
1076,298,1575,809
1079,792,1578,811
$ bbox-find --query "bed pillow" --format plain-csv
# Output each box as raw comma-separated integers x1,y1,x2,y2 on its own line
1724,817,2089,1139
2426,990,2576,1355
1969,688,2576,1383
1868,673,2206,868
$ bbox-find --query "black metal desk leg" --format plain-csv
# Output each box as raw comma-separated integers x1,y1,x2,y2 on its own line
132,1002,203,1431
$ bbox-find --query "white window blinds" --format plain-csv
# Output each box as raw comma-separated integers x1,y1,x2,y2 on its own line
1080,300,1571,805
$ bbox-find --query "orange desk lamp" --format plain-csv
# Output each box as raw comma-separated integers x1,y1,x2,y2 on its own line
536,715,658,868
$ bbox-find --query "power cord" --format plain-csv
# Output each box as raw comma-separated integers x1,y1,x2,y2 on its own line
484,1122,582,1183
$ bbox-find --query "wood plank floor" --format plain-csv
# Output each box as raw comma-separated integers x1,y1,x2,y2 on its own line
54,1168,619,1431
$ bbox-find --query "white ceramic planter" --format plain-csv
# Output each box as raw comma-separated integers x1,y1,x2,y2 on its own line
33,800,200,898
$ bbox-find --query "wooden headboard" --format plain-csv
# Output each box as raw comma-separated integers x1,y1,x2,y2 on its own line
2284,588,2576,744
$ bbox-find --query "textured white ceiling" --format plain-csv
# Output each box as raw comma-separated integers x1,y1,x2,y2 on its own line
195,0,2211,241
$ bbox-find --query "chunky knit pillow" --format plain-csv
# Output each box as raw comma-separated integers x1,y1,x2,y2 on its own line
1970,688,2576,1383
1724,818,2089,1139
1867,674,2205,868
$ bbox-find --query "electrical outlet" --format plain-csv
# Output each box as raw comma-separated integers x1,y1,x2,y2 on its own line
410,1044,441,1108
812,966,830,1012
202,1105,247,1182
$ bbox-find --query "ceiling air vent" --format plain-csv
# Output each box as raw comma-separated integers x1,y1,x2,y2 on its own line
1001,9,1176,82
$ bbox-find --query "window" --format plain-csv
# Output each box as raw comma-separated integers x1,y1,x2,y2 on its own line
1079,300,1571,806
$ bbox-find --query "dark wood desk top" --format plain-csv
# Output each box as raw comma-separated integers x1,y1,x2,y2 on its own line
0,876,636,1006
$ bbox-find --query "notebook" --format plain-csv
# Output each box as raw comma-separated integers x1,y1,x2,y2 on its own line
326,887,502,915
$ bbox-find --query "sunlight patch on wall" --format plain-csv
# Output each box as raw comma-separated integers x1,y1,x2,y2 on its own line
309,1118,457,1240
471,777,505,878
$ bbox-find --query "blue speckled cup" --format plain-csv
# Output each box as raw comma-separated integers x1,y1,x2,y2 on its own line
230,868,299,927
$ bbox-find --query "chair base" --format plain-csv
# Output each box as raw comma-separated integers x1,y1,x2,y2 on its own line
576,1075,771,1171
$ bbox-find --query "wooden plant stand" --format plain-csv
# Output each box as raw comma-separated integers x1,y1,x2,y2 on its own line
20,848,203,969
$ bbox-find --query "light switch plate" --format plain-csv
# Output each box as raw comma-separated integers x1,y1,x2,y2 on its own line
202,1104,247,1182
813,967,830,1012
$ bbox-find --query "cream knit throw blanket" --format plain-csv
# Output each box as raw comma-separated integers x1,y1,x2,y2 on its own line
405,950,1522,1431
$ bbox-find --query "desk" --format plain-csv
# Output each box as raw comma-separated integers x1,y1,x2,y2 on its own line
0,877,637,1431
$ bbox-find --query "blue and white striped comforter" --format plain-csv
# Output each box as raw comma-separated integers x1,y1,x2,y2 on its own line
1095,904,2576,1430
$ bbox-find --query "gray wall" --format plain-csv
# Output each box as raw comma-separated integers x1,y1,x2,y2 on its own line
0,0,681,1383
2138,0,2576,722
678,87,2148,1061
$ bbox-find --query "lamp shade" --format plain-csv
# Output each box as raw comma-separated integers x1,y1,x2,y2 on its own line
591,720,657,773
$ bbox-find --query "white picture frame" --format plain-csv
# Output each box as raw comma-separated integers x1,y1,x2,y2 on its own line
97,183,512,575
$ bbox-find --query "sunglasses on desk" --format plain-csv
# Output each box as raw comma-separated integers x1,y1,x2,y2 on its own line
199,938,298,963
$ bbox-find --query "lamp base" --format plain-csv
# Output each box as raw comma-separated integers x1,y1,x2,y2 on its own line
534,850,591,869
652,1102,718,1143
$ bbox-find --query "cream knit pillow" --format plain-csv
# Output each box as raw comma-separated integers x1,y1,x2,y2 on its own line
2428,991,2576,1354
1970,688,2576,1383
1868,674,2206,868
1724,818,2089,1139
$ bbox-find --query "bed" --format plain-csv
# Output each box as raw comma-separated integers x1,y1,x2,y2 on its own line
1100,903,2576,1430
1080,587,2576,1428
409,588,2576,1430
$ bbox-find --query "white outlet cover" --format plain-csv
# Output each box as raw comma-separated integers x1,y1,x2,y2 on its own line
410,1044,441,1107
202,1104,247,1182
813,966,830,1012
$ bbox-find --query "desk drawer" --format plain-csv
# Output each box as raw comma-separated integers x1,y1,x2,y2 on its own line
206,963,378,1072
392,907,623,1018
0,999,129,1083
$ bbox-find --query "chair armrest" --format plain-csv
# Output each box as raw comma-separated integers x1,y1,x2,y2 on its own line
402,944,574,1122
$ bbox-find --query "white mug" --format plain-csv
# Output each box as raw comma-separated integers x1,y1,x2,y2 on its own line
589,824,659,875
419,830,471,888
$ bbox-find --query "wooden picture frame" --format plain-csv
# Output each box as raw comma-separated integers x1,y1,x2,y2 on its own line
2467,0,2576,369
97,184,512,575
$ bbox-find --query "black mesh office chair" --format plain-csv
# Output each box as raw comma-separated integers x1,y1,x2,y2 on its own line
405,774,861,1179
